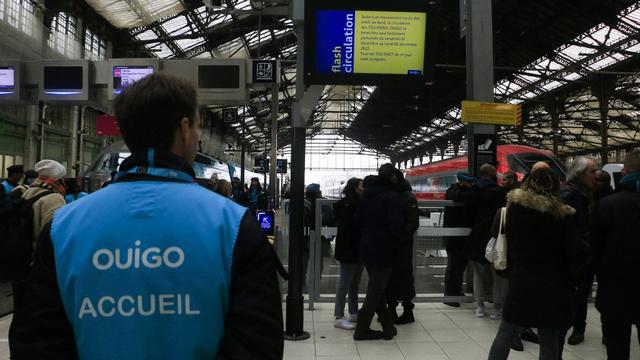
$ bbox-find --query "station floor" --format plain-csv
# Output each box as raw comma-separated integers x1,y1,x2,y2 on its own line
1,303,637,359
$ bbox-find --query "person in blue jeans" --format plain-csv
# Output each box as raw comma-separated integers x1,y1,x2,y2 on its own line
332,178,364,330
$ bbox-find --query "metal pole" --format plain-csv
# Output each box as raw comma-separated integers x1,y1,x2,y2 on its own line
240,108,246,187
270,84,279,209
38,102,47,162
285,18,310,341
464,0,496,176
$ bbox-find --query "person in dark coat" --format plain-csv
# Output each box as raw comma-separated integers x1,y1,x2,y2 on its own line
332,178,364,330
559,156,598,347
386,169,420,324
353,164,405,341
591,149,640,360
593,169,614,203
488,167,583,360
465,164,507,318
443,172,475,307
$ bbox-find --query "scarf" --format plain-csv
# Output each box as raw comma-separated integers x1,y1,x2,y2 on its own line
619,171,640,192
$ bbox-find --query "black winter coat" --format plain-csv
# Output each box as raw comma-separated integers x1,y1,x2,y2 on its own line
359,176,405,267
502,189,583,329
592,174,640,323
464,177,507,263
560,183,592,249
333,197,361,263
386,181,420,302
443,183,470,228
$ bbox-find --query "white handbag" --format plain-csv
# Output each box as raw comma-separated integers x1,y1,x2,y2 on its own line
485,207,508,271
494,207,508,270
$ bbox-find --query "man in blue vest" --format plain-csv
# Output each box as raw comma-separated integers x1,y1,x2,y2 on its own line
1,165,24,201
9,73,284,359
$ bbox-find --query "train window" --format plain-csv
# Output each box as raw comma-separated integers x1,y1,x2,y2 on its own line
508,153,566,181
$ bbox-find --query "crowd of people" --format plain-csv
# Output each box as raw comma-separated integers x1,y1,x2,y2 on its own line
1,72,638,360
326,151,640,360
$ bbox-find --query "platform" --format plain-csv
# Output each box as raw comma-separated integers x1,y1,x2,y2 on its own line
0,302,627,359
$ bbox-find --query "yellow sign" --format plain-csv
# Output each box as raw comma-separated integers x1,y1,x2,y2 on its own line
353,11,427,75
461,100,522,126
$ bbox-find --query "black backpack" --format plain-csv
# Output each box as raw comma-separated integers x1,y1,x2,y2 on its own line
0,191,53,283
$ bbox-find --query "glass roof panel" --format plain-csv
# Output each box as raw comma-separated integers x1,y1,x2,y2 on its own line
85,0,184,29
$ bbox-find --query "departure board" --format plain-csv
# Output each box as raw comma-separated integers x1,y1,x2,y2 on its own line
305,0,435,86
315,10,426,76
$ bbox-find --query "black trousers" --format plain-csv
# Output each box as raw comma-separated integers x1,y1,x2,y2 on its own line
602,318,640,360
444,237,467,296
572,265,596,333
360,265,393,327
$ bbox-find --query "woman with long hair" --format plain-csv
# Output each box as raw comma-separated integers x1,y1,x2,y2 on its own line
332,177,364,330
488,167,584,360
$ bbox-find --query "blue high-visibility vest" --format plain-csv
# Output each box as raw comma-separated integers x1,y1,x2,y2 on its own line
2,180,16,199
51,178,247,359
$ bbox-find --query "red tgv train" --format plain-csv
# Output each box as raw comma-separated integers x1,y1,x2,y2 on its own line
404,145,567,200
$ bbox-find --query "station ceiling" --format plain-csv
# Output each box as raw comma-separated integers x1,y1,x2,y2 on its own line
82,0,640,162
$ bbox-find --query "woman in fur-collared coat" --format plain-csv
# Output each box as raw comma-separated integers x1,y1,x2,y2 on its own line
488,167,586,360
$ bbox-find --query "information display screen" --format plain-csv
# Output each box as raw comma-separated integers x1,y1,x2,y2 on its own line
198,65,240,89
315,10,426,76
44,66,83,90
113,66,153,94
305,0,434,85
0,67,15,89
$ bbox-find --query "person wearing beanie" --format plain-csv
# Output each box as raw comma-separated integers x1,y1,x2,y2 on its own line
8,160,67,356
20,160,67,241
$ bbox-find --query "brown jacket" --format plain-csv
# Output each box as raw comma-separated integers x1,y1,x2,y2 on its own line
19,180,66,243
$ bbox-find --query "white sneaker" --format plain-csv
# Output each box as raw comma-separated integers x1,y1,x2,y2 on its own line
476,306,486,318
490,313,502,320
334,317,355,330
348,313,358,323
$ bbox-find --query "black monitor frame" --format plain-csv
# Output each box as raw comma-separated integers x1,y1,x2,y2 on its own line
304,0,438,86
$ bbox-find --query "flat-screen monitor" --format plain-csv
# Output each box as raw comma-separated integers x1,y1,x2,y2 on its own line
40,61,90,101
198,65,240,89
276,159,288,173
112,65,154,94
305,0,435,85
44,66,83,91
0,67,15,90
194,59,248,105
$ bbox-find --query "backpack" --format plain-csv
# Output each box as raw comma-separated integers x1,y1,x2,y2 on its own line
0,191,54,283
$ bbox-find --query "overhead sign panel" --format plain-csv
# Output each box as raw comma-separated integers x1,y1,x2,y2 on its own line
40,60,90,102
305,0,436,86
461,100,522,126
250,59,279,84
315,10,426,76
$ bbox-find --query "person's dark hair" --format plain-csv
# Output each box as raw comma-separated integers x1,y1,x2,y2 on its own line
522,167,565,219
7,165,24,176
624,149,640,173
342,177,363,200
596,170,611,184
114,73,198,152
64,177,80,195
378,163,397,184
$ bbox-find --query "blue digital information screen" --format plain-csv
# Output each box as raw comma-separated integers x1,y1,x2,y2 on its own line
256,210,275,236
314,9,427,76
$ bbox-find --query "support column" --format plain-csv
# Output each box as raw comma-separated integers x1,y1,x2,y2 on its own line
464,0,495,176
37,102,47,162
69,106,80,177
545,97,561,156
270,84,279,208
240,108,246,187
24,105,39,169
285,10,310,340
591,75,616,166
